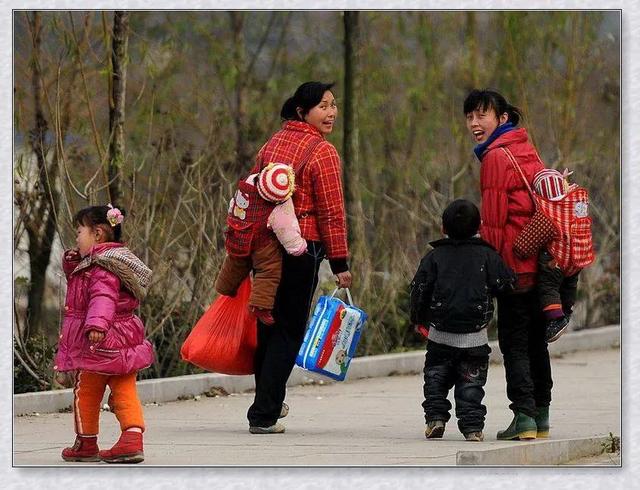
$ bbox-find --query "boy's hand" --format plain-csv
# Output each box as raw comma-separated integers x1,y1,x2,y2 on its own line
414,324,430,340
88,329,105,343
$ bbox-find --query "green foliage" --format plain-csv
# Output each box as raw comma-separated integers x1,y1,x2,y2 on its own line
13,11,620,389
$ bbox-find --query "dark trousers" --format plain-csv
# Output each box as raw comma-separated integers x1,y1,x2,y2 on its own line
537,249,580,314
497,290,552,418
422,340,491,434
247,241,325,427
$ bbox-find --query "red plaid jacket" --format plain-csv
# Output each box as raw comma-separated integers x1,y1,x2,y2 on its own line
251,121,349,264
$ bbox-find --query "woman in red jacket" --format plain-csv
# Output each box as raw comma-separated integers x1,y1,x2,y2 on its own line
246,81,352,434
464,89,550,440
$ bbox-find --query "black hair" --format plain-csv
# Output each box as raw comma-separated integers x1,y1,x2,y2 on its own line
463,89,522,126
442,199,480,240
73,205,125,243
280,81,335,121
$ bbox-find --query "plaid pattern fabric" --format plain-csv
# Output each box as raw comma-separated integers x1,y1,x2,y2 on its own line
503,148,595,276
537,187,595,276
73,247,153,300
225,178,277,256
251,121,348,259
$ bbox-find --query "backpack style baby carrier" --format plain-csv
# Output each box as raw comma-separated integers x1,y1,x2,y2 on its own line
503,148,596,276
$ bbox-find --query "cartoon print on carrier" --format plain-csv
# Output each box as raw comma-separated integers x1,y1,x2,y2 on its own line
231,190,250,220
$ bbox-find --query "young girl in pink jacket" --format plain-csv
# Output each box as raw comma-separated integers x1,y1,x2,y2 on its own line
54,204,154,464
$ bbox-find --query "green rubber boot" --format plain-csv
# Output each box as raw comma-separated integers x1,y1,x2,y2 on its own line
535,406,549,438
496,411,537,440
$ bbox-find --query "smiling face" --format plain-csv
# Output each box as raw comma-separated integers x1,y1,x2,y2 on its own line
466,105,508,144
300,91,338,134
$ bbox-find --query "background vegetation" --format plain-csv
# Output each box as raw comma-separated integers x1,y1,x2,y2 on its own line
13,11,620,393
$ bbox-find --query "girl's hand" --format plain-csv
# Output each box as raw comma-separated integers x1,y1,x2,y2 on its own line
335,271,352,289
88,330,105,343
64,249,80,261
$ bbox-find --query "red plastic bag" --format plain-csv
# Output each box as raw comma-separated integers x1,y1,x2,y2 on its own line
180,277,257,375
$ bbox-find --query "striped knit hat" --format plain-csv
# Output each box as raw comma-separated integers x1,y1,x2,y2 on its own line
533,168,568,201
256,163,295,203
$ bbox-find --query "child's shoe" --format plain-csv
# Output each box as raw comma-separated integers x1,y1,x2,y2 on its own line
99,430,144,464
545,315,570,343
464,431,484,442
424,420,446,439
61,435,100,462
250,306,275,326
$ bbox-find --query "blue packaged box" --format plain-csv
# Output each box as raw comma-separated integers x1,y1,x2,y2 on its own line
296,288,367,381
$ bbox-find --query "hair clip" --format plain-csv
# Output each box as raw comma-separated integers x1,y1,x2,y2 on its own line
106,203,124,227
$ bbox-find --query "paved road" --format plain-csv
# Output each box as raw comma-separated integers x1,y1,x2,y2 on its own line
13,348,620,466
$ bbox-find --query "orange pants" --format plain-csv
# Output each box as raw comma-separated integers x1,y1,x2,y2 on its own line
72,370,145,436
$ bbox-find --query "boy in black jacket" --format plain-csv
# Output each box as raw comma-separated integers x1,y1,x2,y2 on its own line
410,199,516,441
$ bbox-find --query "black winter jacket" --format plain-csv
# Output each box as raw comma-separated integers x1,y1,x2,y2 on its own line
410,237,516,334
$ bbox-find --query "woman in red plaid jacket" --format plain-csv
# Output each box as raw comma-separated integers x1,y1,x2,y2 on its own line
464,89,552,442
246,81,352,434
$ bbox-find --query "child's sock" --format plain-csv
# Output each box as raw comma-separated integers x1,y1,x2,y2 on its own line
126,427,143,433
543,304,564,321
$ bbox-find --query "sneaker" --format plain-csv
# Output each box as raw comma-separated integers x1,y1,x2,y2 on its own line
545,316,570,343
250,306,275,326
424,420,446,439
99,431,144,464
464,431,484,442
249,422,285,434
279,402,289,419
61,435,100,462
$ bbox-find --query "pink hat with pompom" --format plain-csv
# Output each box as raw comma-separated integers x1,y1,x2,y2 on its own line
257,163,295,203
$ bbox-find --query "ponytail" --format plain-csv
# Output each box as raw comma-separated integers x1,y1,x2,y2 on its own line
463,89,523,125
280,81,335,121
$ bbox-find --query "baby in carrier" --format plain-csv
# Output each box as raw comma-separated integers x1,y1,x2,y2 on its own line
214,163,306,325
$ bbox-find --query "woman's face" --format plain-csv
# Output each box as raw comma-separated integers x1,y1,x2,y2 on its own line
301,91,338,134
466,106,508,144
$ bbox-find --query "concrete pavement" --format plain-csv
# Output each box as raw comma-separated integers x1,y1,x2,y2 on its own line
13,346,620,466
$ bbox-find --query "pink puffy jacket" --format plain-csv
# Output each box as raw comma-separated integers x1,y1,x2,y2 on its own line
54,242,154,375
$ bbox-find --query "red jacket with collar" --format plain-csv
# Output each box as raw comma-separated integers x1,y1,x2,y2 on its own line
252,120,349,266
479,128,545,287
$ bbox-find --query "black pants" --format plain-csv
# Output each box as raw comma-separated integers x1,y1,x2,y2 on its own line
537,250,580,313
422,340,491,434
497,289,552,418
247,241,325,427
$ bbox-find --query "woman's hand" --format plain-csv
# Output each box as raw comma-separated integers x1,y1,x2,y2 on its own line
87,329,105,343
335,271,352,289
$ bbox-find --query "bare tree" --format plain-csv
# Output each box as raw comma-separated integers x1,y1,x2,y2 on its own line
108,11,129,205
21,12,60,337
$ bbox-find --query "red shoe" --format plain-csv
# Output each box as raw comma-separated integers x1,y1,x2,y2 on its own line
250,306,275,326
99,431,144,464
61,435,100,462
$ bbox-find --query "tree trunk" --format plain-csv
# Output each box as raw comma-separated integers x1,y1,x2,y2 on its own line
343,11,369,285
230,12,250,168
25,12,58,337
108,11,129,205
